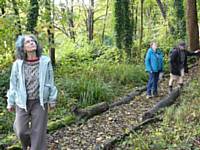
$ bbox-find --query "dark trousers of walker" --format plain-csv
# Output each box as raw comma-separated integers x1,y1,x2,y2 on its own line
147,72,159,96
14,100,48,150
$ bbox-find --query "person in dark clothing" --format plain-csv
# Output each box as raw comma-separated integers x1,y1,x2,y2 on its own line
168,42,200,93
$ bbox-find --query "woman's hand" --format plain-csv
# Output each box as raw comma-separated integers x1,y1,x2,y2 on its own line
49,103,56,111
7,105,15,112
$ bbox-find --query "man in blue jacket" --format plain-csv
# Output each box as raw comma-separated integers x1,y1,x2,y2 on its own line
145,42,163,99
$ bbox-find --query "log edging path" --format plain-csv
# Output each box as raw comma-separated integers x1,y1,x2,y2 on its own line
48,64,199,149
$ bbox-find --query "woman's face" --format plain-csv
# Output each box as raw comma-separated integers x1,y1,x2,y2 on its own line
24,36,37,53
151,43,157,51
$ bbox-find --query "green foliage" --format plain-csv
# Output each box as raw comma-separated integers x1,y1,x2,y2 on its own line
0,16,16,68
61,75,114,107
0,69,14,134
56,61,147,108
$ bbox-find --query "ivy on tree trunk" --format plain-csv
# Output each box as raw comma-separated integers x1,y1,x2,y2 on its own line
45,0,55,66
114,0,133,61
26,0,39,33
174,0,186,40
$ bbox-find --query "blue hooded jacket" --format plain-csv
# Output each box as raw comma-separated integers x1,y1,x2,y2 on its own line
7,56,57,111
145,48,163,72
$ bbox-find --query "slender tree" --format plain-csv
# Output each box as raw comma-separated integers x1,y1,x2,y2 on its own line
101,0,109,44
138,0,144,56
66,0,75,41
156,0,166,20
87,0,94,41
186,0,199,50
134,3,138,40
26,0,39,33
0,0,5,16
155,0,174,34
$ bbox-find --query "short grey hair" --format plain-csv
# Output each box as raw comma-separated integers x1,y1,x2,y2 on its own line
15,34,42,60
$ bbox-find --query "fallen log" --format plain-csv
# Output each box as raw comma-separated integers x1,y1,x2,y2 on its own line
109,86,146,108
95,117,161,150
72,86,146,121
142,88,180,121
72,102,109,120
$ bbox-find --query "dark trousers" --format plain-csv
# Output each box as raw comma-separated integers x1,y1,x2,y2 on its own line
146,72,159,96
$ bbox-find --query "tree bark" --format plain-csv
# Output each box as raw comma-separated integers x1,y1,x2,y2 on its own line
109,86,146,108
45,0,55,66
72,102,109,120
114,0,123,50
87,0,94,41
124,0,133,61
66,0,75,41
134,3,138,39
0,7,5,16
138,0,144,58
156,0,166,20
26,0,39,33
155,0,175,34
72,86,146,121
174,0,186,39
101,0,109,44
142,88,180,121
186,0,199,51
11,0,22,38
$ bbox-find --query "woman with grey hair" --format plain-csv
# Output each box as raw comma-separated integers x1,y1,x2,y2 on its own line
7,34,57,150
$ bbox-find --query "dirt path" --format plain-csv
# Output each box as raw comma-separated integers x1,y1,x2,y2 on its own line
48,65,199,150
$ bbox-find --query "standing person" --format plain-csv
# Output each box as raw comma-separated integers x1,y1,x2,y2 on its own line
145,42,164,99
168,41,200,93
7,35,57,150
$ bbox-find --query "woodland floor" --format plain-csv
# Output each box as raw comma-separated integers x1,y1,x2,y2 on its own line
47,63,200,150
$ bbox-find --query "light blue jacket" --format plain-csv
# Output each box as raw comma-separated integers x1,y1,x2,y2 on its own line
145,48,163,72
7,56,57,110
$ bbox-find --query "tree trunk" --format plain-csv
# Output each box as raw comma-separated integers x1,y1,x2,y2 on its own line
87,0,94,41
45,0,55,66
138,0,144,59
142,88,180,121
174,0,186,40
11,0,22,38
124,0,133,61
101,0,109,44
134,3,138,39
155,0,175,34
72,102,109,120
186,0,199,51
156,0,166,20
1,7,5,16
0,0,5,16
26,0,39,33
66,0,75,42
114,0,123,50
